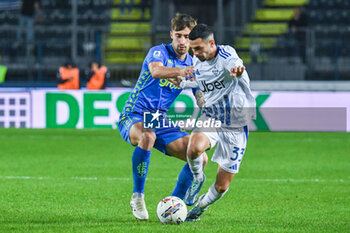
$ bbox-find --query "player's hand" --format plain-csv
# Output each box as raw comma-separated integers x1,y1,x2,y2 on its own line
180,66,195,81
167,76,184,87
230,66,245,77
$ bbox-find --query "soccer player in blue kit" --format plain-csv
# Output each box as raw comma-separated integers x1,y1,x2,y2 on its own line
118,13,208,221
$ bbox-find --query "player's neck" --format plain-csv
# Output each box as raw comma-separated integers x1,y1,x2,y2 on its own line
174,51,187,60
207,46,217,61
177,54,187,60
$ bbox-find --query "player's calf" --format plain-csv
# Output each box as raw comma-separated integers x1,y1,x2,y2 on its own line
215,182,230,193
186,132,210,180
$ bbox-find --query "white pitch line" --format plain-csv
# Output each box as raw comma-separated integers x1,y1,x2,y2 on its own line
237,178,348,183
0,176,348,183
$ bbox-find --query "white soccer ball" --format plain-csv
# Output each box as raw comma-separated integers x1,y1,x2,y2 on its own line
156,196,187,224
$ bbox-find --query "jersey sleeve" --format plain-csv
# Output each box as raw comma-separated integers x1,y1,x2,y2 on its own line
145,46,167,65
179,79,199,89
222,46,244,72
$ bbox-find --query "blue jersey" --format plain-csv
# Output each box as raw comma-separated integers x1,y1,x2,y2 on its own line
121,44,194,115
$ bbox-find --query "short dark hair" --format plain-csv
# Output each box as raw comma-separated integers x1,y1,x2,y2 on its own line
189,24,214,41
171,13,197,31
89,60,101,68
64,58,75,67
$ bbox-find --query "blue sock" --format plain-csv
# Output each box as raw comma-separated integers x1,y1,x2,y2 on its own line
132,146,151,193
171,163,193,199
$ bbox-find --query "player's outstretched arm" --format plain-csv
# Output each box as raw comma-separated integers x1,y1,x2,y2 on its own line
230,66,245,77
167,76,199,89
149,62,195,80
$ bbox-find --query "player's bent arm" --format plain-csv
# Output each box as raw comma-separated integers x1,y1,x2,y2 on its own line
225,58,245,78
148,62,194,79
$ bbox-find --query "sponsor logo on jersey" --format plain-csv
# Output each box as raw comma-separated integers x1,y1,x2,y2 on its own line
196,69,200,75
200,80,226,92
159,79,181,89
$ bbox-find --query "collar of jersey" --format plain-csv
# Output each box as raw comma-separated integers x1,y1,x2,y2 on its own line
214,44,220,58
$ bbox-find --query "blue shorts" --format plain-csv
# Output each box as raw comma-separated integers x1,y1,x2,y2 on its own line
118,112,188,155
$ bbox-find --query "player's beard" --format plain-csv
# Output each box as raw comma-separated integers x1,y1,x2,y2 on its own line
176,45,188,55
197,56,206,62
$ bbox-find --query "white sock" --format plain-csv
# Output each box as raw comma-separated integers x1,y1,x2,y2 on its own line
199,183,229,209
187,153,204,181
132,192,144,199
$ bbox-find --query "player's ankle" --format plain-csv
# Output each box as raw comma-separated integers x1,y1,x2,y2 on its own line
193,173,204,182
132,192,144,198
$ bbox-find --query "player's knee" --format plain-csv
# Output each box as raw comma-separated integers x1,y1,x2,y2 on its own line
187,143,205,159
187,133,210,159
215,183,229,193
140,131,156,145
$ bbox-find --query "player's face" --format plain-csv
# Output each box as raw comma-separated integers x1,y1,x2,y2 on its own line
170,27,191,56
91,62,99,71
190,38,212,61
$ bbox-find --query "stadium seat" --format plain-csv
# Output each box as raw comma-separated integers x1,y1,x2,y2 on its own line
235,37,277,50
244,23,288,35
254,9,295,21
113,0,141,5
265,0,308,7
106,36,151,50
109,22,150,34
104,51,146,64
111,8,150,20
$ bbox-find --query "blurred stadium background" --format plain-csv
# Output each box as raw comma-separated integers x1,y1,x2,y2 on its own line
1,0,350,86
0,0,349,130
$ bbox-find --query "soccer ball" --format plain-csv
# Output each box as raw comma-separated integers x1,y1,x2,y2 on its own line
156,196,187,224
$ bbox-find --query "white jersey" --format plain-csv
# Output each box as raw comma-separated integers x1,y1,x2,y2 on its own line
181,45,256,128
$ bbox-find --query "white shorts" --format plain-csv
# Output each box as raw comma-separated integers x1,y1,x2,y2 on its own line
193,126,248,174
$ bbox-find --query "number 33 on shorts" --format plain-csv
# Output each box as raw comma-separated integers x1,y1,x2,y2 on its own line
229,147,245,171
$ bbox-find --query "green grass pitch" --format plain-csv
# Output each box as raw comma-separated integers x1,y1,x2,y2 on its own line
0,129,349,232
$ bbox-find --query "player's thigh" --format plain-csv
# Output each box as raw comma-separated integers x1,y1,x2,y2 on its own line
129,121,156,148
165,135,190,161
187,132,212,157
215,166,235,193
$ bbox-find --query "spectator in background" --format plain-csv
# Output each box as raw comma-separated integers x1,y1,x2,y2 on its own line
86,61,109,90
288,7,308,63
16,0,40,45
57,59,80,90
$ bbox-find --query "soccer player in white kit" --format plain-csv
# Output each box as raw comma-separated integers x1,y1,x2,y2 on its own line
175,24,256,221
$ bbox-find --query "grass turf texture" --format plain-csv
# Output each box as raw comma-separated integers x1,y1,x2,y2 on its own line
0,129,349,233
